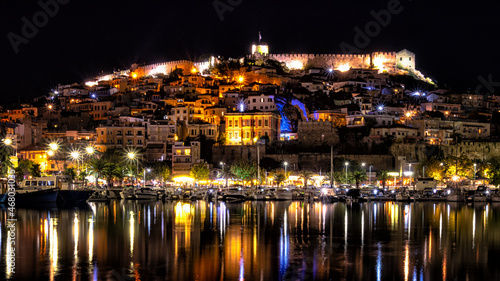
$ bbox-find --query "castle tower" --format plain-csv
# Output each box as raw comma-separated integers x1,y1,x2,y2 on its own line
251,43,269,56
396,49,416,70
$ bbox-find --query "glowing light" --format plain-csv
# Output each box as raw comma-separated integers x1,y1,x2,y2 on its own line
288,60,304,70
48,150,55,156
337,63,350,72
238,76,244,83
86,146,95,155
3,138,12,146
173,176,195,183
239,101,245,112
328,68,333,73
191,68,197,74
129,211,134,257
377,105,384,111
373,57,389,72
452,175,459,182
48,104,53,110
49,142,59,151
131,72,138,79
70,151,80,160
127,152,136,160
85,81,98,87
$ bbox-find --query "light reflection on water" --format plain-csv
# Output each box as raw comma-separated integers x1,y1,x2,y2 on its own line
1,201,500,280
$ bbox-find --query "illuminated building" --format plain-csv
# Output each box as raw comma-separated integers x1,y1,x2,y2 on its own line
369,125,420,142
244,94,276,111
224,112,281,145
172,141,201,176
95,117,145,151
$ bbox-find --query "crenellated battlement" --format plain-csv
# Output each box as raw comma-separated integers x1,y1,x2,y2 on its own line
269,50,408,73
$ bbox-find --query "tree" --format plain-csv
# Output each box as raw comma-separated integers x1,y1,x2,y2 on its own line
299,170,314,189
230,160,257,186
88,158,108,187
377,170,389,189
352,170,367,188
190,163,210,181
63,167,77,181
274,173,286,187
29,163,41,177
420,159,445,182
15,159,33,181
152,162,171,184
102,162,122,187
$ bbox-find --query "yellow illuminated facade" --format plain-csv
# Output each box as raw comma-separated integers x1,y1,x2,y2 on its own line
224,112,281,145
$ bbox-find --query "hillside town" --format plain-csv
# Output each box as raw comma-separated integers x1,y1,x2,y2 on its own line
1,44,499,189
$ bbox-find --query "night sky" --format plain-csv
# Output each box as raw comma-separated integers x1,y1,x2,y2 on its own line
1,0,499,106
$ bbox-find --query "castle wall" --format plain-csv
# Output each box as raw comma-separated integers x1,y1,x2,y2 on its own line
297,120,339,146
269,51,402,73
390,142,500,163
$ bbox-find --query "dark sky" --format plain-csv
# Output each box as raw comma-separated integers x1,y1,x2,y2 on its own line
1,0,499,106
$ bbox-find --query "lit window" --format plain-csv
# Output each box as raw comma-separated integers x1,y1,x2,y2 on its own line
185,149,191,155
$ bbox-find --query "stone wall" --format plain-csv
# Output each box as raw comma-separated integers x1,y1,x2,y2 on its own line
390,141,500,163
269,52,400,73
297,120,339,146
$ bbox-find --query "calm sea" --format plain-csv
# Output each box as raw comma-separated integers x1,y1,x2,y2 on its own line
1,200,499,280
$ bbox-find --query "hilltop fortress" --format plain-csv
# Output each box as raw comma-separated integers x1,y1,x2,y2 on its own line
88,43,425,85
269,50,415,73
251,43,416,74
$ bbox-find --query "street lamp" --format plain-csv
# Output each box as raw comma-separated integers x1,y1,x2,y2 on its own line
49,142,58,151
254,137,261,186
143,168,151,188
3,138,12,146
220,162,227,188
70,150,81,171
127,151,138,184
409,163,412,188
86,146,95,156
345,162,349,184
473,163,477,186
284,161,288,185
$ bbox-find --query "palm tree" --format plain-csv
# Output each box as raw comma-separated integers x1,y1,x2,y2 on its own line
299,170,314,189
274,173,286,187
352,170,367,188
377,170,390,189
87,158,108,187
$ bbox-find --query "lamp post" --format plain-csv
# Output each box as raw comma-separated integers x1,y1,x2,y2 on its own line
473,163,477,187
70,151,81,171
128,152,137,185
368,165,373,185
254,137,261,187
220,162,227,188
143,168,150,188
345,162,349,184
48,142,59,174
284,161,288,185
3,138,14,175
409,163,412,189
